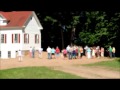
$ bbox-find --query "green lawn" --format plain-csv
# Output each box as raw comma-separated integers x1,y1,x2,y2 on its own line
84,58,120,71
0,67,83,79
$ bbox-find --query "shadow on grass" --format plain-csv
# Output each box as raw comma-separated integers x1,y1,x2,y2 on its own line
117,58,120,63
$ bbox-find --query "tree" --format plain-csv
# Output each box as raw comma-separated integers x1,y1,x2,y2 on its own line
78,11,120,48
36,11,120,56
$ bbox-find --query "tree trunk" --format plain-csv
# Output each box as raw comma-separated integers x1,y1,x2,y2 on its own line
70,28,75,46
61,29,64,49
70,30,73,46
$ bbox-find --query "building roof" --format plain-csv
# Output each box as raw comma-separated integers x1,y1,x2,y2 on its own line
0,11,33,29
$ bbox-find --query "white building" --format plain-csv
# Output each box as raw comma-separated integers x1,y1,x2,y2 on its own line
0,11,43,59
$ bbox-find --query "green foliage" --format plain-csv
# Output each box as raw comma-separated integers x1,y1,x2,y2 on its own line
78,11,120,47
71,16,80,27
44,16,57,25
79,32,100,45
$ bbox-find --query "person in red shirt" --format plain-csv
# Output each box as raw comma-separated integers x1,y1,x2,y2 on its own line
55,46,60,59
62,49,67,60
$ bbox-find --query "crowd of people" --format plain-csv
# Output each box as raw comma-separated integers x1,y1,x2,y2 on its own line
17,45,116,61
45,45,116,60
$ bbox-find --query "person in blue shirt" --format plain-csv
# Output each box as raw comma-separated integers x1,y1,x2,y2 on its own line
51,48,55,59
87,47,91,59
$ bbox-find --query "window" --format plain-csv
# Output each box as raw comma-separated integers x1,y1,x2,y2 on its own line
24,33,29,44
12,34,20,43
1,34,4,43
8,51,11,58
0,51,1,58
0,34,6,43
3,20,7,23
15,34,18,43
35,34,39,44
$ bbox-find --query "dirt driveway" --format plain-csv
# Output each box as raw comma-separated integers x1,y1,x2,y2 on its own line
0,52,120,79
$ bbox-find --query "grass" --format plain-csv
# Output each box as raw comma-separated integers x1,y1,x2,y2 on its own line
84,58,120,71
0,66,83,79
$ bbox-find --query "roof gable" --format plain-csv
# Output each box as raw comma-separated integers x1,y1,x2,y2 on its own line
23,12,43,30
0,11,32,28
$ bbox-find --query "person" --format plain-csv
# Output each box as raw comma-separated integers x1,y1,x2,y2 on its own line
47,46,51,59
92,47,96,58
38,47,43,58
29,47,32,57
32,47,35,58
66,45,70,57
80,46,83,59
101,47,104,57
84,45,88,57
51,47,55,59
68,46,73,60
72,46,76,59
96,46,100,58
18,49,22,62
75,46,78,59
55,46,60,59
87,47,91,59
108,46,112,58
112,47,116,57
62,48,67,60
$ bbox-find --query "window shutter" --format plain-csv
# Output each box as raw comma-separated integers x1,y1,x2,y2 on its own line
5,34,6,43
19,34,20,43
12,34,13,43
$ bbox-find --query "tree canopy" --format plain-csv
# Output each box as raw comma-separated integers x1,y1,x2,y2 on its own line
36,11,120,56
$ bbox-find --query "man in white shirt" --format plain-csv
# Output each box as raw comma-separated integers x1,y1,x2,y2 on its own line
66,45,71,59
47,46,51,59
66,45,70,53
